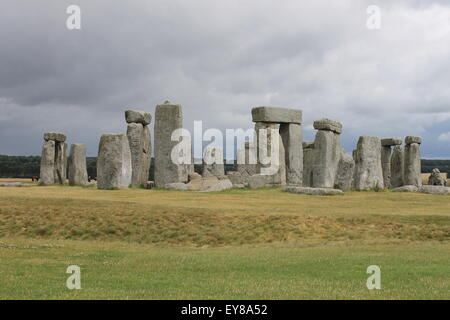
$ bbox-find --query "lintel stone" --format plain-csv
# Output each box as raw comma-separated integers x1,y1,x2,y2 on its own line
405,136,422,145
251,106,302,124
313,118,342,134
381,138,402,147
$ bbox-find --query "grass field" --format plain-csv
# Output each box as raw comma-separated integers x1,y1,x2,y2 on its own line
0,184,449,299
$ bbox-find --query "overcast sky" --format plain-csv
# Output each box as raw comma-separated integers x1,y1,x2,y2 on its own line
1,0,450,158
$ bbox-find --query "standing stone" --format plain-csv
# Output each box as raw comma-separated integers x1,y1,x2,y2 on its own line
353,136,384,190
302,142,315,187
40,140,55,185
236,141,258,176
335,152,355,191
404,136,422,186
97,134,132,189
154,101,187,187
254,122,286,185
428,168,447,186
312,119,342,188
390,145,404,188
380,138,402,189
68,143,88,186
127,122,151,188
280,123,303,185
54,140,67,184
202,146,225,177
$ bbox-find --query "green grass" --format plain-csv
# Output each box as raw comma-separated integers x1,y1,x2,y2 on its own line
0,185,449,299
0,238,448,299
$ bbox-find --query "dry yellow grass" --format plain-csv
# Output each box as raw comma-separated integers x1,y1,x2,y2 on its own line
0,185,449,246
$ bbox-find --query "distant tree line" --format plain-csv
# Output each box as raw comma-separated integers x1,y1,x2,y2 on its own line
1,154,448,178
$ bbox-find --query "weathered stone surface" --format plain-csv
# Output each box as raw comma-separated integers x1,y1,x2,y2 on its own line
202,146,225,177
283,186,343,195
280,123,303,185
54,141,66,184
255,122,286,185
233,184,246,189
313,118,342,134
390,145,404,188
164,182,188,191
381,138,402,147
125,110,152,125
154,101,187,187
251,106,302,124
248,174,267,189
186,176,233,192
381,146,392,189
405,136,422,145
302,142,314,149
127,123,151,188
68,143,88,186
40,140,55,185
335,152,355,191
97,134,132,190
236,141,258,176
302,147,315,187
312,130,341,188
227,171,242,186
44,132,67,142
428,168,447,186
188,172,202,181
418,185,450,194
392,185,418,192
404,142,422,186
353,136,384,190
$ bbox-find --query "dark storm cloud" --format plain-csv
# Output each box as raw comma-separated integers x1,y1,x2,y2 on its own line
0,0,449,157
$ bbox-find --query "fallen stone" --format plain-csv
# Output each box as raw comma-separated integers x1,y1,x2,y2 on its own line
186,176,233,192
68,143,88,186
188,172,202,181
251,106,302,124
248,174,267,189
44,132,67,142
164,182,188,191
418,185,450,194
233,184,246,189
391,185,418,192
227,171,242,186
97,133,132,190
283,186,343,195
313,118,342,134
125,110,151,125
381,138,402,147
405,136,422,145
353,136,384,190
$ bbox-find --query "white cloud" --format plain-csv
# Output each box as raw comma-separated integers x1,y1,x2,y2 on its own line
438,132,450,142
